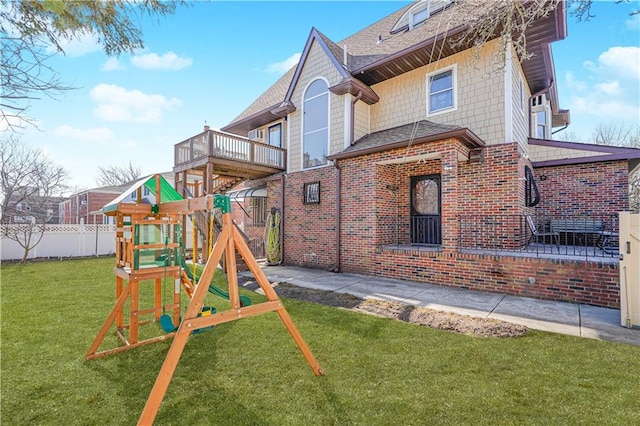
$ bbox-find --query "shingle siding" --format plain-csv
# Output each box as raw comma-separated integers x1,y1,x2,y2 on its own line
366,39,506,145
287,40,345,173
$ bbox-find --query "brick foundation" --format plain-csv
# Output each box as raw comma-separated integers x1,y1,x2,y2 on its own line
372,248,619,308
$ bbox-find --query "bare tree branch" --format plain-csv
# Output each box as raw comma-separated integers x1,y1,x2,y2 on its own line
0,0,182,131
1,135,68,261
96,161,143,187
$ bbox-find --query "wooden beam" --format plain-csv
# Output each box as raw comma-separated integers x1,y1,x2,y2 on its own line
156,195,214,215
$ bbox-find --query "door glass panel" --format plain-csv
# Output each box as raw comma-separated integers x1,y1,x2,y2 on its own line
413,179,439,214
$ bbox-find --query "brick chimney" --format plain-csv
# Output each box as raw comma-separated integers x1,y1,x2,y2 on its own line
204,123,210,132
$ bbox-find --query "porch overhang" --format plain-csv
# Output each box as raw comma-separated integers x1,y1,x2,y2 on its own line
328,126,484,162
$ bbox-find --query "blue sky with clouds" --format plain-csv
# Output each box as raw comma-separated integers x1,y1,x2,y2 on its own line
9,1,640,191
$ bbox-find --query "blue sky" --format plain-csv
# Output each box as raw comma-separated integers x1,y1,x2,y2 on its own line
11,1,640,191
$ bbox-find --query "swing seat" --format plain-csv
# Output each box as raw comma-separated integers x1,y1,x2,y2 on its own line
159,314,178,333
192,306,216,334
158,307,217,334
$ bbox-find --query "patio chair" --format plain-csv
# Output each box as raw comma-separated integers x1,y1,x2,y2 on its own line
525,215,560,252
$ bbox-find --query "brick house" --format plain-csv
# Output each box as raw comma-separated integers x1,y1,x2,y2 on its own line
174,1,640,308
60,186,125,225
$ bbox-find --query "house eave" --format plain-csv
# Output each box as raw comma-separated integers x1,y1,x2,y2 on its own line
220,103,286,135
329,78,379,104
529,137,640,167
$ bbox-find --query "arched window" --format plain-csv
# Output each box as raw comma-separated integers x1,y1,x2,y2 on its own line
302,79,329,169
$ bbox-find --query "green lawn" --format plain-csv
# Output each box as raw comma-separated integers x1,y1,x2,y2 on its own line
2,257,639,425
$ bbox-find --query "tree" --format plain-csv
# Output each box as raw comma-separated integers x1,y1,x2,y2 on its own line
1,0,180,131
590,123,640,213
1,135,68,261
446,0,638,69
592,122,640,148
96,161,143,187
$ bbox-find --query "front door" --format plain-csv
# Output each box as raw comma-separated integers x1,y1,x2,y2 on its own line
410,174,441,245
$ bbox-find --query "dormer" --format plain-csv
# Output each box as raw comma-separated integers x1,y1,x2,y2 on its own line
391,0,452,33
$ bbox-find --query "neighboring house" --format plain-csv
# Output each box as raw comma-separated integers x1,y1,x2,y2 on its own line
3,187,64,224
60,173,176,225
60,186,125,225
174,1,640,309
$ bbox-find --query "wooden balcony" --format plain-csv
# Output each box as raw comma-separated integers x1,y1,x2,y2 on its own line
173,129,286,179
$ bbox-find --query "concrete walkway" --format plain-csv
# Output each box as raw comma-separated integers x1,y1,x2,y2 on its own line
239,265,640,346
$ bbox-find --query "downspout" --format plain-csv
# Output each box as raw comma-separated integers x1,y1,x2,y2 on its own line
280,174,285,265
551,124,569,135
350,91,363,145
332,161,341,272
335,91,361,271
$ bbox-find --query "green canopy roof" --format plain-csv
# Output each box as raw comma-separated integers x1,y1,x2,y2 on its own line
103,175,183,213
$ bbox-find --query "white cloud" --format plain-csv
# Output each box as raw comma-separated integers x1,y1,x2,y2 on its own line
102,58,125,72
265,53,301,74
90,84,182,123
584,46,640,80
569,96,639,122
52,125,115,141
45,32,102,57
131,51,193,70
564,71,587,91
594,81,621,96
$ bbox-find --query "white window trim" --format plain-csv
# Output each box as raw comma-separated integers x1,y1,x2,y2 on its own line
301,77,331,170
531,104,551,139
426,64,458,117
409,3,429,30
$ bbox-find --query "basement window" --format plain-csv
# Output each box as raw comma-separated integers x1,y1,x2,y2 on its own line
303,182,320,205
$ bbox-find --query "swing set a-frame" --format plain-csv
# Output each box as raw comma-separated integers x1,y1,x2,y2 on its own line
85,175,323,425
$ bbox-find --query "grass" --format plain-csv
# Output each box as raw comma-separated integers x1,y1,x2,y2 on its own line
1,257,640,425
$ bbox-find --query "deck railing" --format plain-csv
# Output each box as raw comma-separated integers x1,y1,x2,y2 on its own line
458,214,619,260
175,130,286,170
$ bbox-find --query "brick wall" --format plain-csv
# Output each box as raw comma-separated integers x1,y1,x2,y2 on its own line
534,160,629,218
373,249,619,308
274,167,338,269
262,140,624,308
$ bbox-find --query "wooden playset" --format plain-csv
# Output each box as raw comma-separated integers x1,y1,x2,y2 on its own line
85,175,323,425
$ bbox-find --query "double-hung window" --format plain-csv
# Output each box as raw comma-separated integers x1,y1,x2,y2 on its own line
268,123,282,148
303,79,329,169
531,94,551,139
427,66,457,115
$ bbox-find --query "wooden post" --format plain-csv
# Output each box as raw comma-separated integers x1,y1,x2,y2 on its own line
154,278,162,320
137,226,229,425
116,275,124,328
137,197,323,424
130,279,139,344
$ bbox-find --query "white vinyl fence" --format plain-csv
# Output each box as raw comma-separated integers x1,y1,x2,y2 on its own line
1,224,116,261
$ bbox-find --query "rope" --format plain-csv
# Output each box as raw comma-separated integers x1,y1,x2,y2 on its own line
162,223,169,313
208,212,214,259
191,215,197,279
264,208,281,265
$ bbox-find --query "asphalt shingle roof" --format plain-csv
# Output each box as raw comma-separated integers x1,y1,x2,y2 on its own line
337,120,463,156
226,1,461,129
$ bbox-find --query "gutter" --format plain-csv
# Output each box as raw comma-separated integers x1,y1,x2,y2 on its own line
332,162,341,273
350,91,362,145
280,174,285,265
